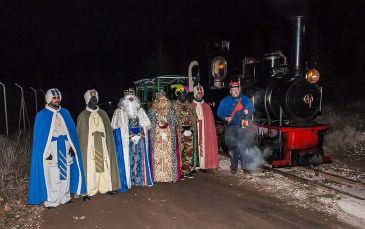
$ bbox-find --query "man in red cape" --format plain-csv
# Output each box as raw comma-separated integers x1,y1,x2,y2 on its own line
192,84,219,170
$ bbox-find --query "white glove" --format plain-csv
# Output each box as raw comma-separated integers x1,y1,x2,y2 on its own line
131,135,141,144
183,130,192,137
160,132,167,140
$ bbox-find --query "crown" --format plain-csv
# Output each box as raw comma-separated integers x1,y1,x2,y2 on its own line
124,88,136,96
90,89,97,97
155,90,166,99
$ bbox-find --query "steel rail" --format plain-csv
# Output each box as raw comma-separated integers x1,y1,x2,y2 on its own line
262,165,365,201
296,166,365,188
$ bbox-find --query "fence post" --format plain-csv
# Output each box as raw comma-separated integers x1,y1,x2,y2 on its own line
0,81,9,137
39,89,45,100
29,87,38,113
14,83,26,131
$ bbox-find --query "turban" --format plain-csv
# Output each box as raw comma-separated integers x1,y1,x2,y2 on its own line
84,89,99,105
45,88,62,104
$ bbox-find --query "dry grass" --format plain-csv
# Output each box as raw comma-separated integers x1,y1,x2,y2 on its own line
0,132,31,202
0,131,38,228
317,103,365,164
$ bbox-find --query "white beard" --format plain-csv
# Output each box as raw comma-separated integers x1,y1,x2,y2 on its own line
120,95,141,119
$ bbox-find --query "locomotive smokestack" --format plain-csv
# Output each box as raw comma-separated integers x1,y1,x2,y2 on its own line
291,16,306,77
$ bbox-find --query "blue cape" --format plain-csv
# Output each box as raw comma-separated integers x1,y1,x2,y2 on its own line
113,128,128,192
113,127,153,191
28,107,86,205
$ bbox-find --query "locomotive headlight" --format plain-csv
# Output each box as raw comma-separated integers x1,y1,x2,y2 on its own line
211,56,227,80
305,68,320,84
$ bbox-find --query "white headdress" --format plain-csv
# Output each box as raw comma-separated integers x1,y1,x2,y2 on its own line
84,89,99,105
45,88,62,104
193,84,204,99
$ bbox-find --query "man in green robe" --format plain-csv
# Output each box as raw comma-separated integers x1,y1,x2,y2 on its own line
77,89,120,200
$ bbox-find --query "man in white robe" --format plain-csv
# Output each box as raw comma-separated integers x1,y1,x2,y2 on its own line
111,89,153,189
28,88,86,208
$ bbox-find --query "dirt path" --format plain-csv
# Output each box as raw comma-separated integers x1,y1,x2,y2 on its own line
41,173,354,229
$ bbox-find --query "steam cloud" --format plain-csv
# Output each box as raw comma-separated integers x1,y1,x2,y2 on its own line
226,125,272,171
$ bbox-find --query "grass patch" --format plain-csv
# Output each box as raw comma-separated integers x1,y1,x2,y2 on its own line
317,103,365,160
0,132,38,228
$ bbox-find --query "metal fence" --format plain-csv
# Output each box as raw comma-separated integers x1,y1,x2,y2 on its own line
0,81,46,137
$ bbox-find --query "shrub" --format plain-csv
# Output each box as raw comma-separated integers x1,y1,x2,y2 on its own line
0,132,32,208
317,103,365,159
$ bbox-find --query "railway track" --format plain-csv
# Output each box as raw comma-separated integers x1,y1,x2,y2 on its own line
262,165,365,201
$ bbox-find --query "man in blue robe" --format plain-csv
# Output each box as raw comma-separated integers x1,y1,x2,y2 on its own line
217,82,255,174
28,88,86,208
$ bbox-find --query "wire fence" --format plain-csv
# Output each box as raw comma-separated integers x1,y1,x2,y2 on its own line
0,81,46,137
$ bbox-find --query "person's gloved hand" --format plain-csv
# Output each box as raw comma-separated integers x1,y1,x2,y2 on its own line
183,130,192,137
131,135,141,144
225,116,232,123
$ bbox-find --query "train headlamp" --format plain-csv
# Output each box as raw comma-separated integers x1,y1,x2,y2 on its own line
305,68,320,84
212,56,227,80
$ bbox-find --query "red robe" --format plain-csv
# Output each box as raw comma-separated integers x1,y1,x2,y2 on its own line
192,100,219,169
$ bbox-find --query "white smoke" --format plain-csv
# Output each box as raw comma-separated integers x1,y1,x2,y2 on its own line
243,146,273,171
120,95,141,119
226,126,272,171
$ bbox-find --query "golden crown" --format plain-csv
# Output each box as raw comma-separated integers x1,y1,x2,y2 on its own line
155,90,167,99
124,88,136,96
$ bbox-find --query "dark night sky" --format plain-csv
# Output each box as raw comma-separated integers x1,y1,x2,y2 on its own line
1,0,365,110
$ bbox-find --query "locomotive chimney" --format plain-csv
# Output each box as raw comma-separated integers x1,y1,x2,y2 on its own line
291,16,306,77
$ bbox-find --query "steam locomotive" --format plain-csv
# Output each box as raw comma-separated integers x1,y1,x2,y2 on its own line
187,16,331,167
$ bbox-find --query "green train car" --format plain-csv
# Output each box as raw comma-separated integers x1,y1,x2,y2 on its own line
133,75,194,109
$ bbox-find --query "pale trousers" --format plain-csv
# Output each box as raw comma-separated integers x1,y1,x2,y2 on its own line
87,159,112,196
44,166,71,207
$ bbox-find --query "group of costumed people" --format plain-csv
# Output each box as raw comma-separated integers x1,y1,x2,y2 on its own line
28,83,219,208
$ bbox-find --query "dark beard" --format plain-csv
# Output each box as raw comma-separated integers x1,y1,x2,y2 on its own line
49,102,60,109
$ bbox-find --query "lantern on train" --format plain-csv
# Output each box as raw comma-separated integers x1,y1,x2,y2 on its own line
211,56,227,89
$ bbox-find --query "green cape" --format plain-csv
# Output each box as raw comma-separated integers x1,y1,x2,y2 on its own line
77,108,120,191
